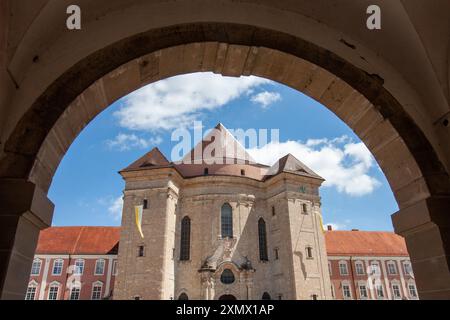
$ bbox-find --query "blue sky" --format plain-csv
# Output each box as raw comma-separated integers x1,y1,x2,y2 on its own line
48,73,398,231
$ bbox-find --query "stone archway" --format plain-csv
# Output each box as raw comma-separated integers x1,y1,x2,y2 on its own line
0,7,449,300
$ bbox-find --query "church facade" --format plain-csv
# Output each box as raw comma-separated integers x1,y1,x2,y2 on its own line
113,124,332,300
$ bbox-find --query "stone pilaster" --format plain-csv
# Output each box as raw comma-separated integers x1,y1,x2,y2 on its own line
392,196,450,299
0,179,54,300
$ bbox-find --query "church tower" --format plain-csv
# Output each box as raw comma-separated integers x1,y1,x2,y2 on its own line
114,124,332,300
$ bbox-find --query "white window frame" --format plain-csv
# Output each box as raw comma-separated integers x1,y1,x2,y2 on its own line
355,261,364,275
69,285,81,300
330,284,335,299
339,261,349,276
408,282,418,299
392,283,402,300
52,259,64,276
25,281,38,300
47,282,60,300
342,283,352,300
403,262,413,276
359,283,368,300
328,262,332,275
94,259,105,275
74,259,85,275
387,261,397,275
30,258,42,276
370,262,381,276
375,283,385,299
91,281,103,300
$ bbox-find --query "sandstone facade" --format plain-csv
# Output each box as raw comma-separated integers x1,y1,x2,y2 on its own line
114,124,332,300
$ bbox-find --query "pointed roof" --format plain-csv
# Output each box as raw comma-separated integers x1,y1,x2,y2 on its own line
181,123,255,164
265,153,323,180
120,125,324,183
122,147,170,171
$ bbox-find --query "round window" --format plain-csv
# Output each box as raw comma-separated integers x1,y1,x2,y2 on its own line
220,269,235,285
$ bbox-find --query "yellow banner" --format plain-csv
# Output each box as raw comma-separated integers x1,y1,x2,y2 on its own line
135,205,144,239
319,214,326,233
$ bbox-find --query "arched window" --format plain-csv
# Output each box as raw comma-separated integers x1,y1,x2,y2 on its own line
180,216,191,261
91,282,103,300
220,269,235,284
48,282,60,300
221,204,233,238
262,292,271,300
25,281,38,300
70,284,81,300
178,293,189,300
258,218,268,261
408,281,418,299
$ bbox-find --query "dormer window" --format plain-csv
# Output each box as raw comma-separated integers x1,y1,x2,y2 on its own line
204,168,209,175
241,169,246,176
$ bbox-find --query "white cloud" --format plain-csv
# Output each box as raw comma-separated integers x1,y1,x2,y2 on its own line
248,137,381,197
114,72,271,131
251,91,282,108
107,196,123,221
106,133,162,151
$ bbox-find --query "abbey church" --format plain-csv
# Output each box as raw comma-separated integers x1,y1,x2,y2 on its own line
113,124,332,300
25,124,418,301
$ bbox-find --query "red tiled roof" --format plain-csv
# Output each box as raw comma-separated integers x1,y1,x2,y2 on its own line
35,227,409,257
36,227,120,255
325,231,409,257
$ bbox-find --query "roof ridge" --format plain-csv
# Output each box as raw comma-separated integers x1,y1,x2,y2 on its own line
71,226,85,255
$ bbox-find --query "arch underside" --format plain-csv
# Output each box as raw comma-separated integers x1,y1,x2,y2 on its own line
0,23,446,212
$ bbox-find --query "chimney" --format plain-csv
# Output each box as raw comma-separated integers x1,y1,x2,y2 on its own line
327,225,333,231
